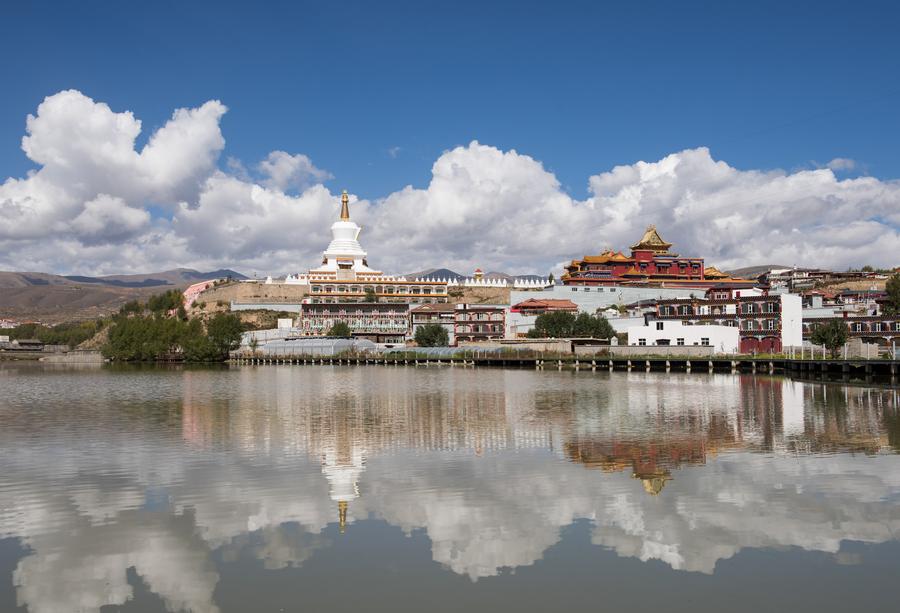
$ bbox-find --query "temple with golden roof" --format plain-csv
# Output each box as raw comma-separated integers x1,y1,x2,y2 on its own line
561,225,756,289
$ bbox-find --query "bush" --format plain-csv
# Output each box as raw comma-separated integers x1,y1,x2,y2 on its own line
328,321,352,337
527,311,615,339
885,273,900,316
147,289,183,313
810,319,848,359
415,323,449,347
8,320,104,349
103,312,244,362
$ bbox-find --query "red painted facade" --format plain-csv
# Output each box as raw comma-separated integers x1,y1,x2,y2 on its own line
562,225,755,289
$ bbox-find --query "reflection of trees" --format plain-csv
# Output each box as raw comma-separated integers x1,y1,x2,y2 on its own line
789,384,895,455
3,368,899,609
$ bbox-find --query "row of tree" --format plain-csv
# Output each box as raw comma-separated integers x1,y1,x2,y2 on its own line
4,320,105,349
103,312,243,362
527,311,615,339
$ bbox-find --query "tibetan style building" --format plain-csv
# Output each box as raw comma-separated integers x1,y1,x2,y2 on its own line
298,191,448,304
562,225,755,289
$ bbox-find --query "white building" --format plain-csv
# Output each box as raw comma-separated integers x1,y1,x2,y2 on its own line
627,320,739,354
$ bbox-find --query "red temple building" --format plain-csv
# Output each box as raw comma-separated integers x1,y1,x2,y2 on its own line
562,225,756,289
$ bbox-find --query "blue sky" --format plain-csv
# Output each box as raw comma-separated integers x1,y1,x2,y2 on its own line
1,1,899,275
3,0,899,198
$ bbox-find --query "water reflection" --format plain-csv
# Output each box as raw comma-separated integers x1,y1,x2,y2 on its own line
1,366,898,612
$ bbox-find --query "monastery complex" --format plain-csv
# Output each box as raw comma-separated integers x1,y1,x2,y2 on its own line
183,190,898,357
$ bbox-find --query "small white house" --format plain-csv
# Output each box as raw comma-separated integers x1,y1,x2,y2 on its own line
627,320,739,354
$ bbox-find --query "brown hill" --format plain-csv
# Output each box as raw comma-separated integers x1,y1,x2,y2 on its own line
0,269,245,324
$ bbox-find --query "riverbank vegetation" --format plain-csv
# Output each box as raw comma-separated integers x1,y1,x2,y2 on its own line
414,323,449,347
4,320,105,349
527,312,615,339
103,312,243,362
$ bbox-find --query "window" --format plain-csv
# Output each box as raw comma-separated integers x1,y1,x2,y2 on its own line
895,322,900,332
656,322,664,330
677,338,685,346
854,323,863,332
766,302,775,313
767,320,775,330
638,338,647,346
874,322,882,332
701,337,710,346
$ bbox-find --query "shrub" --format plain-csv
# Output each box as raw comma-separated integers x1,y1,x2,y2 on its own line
415,324,449,347
328,321,352,337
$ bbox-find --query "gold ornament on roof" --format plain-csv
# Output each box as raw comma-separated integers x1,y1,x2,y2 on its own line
340,190,350,220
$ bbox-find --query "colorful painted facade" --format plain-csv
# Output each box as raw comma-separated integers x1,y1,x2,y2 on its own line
562,225,756,289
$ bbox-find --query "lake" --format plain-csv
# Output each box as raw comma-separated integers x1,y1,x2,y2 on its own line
1,364,899,612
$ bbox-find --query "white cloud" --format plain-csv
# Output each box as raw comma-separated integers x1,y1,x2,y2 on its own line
1,90,898,276
71,195,150,244
257,150,332,192
826,157,856,171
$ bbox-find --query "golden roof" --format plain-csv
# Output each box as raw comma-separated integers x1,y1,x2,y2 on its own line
340,190,350,220
640,476,671,495
703,266,728,279
630,224,674,253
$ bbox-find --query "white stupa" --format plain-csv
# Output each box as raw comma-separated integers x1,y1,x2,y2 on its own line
321,444,366,533
308,190,381,279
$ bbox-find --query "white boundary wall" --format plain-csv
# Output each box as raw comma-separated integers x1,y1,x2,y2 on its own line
627,320,739,354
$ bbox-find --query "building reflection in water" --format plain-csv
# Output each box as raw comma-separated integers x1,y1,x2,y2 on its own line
1,367,899,612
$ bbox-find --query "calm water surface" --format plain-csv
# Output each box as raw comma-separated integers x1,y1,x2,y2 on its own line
1,364,899,612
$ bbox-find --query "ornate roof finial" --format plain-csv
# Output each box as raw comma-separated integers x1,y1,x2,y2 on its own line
340,190,350,220
338,500,348,533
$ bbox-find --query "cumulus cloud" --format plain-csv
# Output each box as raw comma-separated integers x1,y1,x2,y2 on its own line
257,150,332,192
826,157,857,171
1,90,898,276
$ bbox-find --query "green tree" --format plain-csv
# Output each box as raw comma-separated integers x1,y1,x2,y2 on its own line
884,273,900,316
206,313,244,358
527,311,576,338
528,311,615,339
147,289,183,313
572,312,615,339
547,273,555,285
414,323,449,347
861,264,874,272
328,321,352,337
119,300,143,315
810,319,848,359
364,288,378,303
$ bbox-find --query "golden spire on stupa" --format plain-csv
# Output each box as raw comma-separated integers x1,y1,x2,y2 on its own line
338,500,348,533
340,190,350,220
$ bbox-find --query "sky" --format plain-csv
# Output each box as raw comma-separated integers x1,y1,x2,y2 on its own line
1,0,899,276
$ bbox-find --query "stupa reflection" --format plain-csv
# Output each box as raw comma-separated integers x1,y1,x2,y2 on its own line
1,367,898,612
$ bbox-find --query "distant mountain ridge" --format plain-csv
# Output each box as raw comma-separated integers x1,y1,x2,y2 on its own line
0,268,247,324
727,264,791,278
0,268,247,289
405,268,546,281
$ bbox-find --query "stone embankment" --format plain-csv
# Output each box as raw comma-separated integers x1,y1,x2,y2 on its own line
230,353,899,385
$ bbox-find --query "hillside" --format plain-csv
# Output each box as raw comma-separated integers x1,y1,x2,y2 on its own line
727,264,790,278
0,268,246,324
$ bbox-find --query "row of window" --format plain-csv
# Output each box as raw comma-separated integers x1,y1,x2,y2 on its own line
310,285,446,295
851,322,900,332
660,302,777,316
636,337,710,346
456,324,503,334
457,313,504,321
